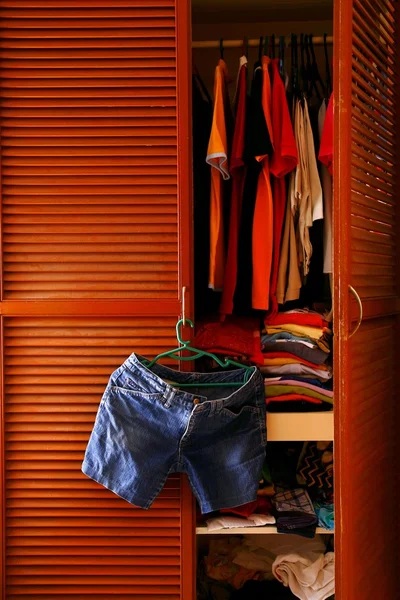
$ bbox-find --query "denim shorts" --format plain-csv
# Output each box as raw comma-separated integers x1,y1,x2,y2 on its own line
82,353,266,514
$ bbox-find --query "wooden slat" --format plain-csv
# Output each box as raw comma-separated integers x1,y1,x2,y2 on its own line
351,4,398,302
335,1,399,598
0,1,190,598
352,107,395,152
0,0,179,301
353,18,395,73
3,316,182,598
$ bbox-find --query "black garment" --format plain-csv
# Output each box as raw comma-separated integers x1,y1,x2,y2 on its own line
192,73,219,318
301,218,325,306
275,519,317,538
232,579,298,599
266,442,304,489
234,63,273,314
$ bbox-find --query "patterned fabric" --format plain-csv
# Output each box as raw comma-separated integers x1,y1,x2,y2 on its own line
297,441,334,502
273,487,316,516
272,487,318,537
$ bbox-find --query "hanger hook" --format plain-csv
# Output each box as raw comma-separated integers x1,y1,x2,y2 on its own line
220,38,224,60
270,33,275,59
264,35,269,56
176,318,194,346
258,36,264,62
279,35,285,78
242,36,248,57
182,285,186,326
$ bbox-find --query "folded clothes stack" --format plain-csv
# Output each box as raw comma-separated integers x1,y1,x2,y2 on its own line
272,487,318,538
205,496,276,532
262,310,333,412
199,535,335,599
297,441,334,532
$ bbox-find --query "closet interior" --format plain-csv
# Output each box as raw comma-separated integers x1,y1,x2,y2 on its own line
191,0,335,598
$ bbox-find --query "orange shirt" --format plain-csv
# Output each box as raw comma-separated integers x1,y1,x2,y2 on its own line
206,59,231,291
252,57,274,310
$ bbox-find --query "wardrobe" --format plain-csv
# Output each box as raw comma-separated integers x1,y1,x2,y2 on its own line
0,0,398,599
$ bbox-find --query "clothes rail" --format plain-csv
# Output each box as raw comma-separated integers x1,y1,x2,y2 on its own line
192,36,333,49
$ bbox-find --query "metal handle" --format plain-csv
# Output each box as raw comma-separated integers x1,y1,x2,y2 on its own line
348,285,363,339
182,286,187,327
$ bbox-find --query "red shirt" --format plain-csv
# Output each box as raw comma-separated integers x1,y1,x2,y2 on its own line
319,92,333,175
220,56,248,317
269,59,298,179
265,309,328,328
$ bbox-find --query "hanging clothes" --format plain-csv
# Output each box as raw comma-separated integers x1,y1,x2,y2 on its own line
300,99,325,306
319,93,334,274
304,100,324,225
192,71,215,318
252,55,275,311
276,99,303,304
206,59,233,291
268,57,298,316
220,55,248,317
319,92,334,175
234,62,272,313
294,100,312,273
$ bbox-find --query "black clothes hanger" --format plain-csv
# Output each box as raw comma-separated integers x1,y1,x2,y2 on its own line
324,33,332,98
279,35,285,80
309,34,325,99
258,36,264,64
270,34,276,59
242,35,249,57
264,35,269,57
304,34,314,98
299,33,308,95
220,38,224,60
291,33,300,98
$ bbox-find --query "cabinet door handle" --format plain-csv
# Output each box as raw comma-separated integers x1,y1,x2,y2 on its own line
182,285,187,326
348,285,363,339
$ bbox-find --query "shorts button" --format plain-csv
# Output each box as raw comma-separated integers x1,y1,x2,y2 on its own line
193,398,200,405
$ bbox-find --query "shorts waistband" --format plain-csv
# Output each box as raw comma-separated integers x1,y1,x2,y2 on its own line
119,352,263,407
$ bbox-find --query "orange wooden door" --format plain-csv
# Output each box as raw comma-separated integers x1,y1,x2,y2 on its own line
0,1,195,599
334,0,400,597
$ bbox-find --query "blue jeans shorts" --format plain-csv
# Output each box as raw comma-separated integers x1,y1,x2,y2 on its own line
82,353,266,514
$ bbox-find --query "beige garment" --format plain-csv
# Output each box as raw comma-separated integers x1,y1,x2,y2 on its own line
291,99,324,277
277,100,302,304
272,552,335,600
295,101,313,274
290,100,302,215
305,101,323,222
276,179,302,304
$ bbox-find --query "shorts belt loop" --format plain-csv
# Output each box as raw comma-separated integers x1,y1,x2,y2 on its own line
208,401,217,417
163,386,175,408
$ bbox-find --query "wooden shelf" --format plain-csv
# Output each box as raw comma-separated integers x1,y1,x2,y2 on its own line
196,526,334,535
267,412,334,442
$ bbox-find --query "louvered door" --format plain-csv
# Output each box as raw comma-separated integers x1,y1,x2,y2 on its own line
334,0,399,597
0,1,194,599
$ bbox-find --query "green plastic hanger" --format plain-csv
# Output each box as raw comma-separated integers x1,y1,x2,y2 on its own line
145,319,254,388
